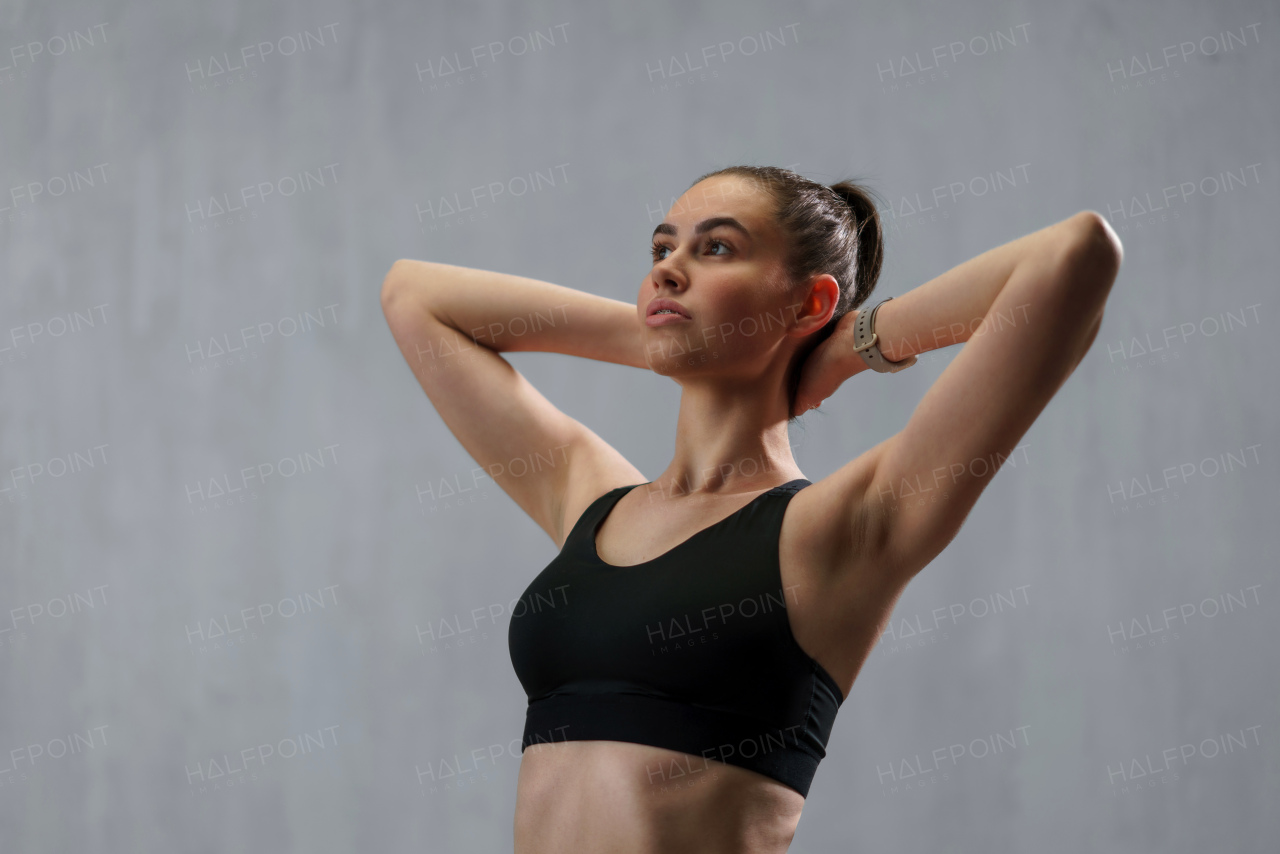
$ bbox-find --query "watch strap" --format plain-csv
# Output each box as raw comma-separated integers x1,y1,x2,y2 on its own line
852,297,917,373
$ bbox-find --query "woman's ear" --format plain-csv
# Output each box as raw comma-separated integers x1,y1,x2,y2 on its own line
794,274,840,335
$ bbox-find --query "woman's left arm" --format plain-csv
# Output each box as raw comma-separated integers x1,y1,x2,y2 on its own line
833,210,1123,584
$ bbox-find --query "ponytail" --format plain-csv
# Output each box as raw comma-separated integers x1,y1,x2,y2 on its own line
827,180,885,311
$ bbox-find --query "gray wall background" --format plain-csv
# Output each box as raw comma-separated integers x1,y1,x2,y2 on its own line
2,0,1276,851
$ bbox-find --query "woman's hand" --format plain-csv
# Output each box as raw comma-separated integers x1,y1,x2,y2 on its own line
791,310,865,417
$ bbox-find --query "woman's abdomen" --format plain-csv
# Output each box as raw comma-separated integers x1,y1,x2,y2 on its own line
513,740,803,854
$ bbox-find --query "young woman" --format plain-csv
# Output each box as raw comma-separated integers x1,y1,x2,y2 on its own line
381,166,1122,853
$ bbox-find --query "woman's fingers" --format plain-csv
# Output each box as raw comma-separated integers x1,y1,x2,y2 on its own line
794,336,845,415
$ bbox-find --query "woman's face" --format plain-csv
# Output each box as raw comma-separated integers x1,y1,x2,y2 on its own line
638,175,812,380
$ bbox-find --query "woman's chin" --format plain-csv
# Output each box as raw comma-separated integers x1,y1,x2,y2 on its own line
642,355,725,380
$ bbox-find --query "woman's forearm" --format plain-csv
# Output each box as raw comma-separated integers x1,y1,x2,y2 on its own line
867,211,1108,366
381,259,648,369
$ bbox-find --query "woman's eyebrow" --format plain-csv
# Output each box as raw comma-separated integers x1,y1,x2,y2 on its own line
652,216,751,241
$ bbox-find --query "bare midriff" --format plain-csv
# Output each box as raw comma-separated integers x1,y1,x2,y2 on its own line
513,739,805,853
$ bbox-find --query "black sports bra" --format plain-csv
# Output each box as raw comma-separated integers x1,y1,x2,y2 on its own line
507,479,844,798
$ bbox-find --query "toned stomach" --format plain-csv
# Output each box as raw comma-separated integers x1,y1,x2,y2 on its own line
513,739,805,854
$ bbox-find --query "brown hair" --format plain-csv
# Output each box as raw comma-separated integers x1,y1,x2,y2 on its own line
687,165,886,417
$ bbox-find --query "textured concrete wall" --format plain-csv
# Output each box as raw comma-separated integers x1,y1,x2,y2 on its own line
1,1,1276,851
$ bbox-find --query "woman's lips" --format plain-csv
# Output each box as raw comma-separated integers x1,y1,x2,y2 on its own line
645,297,691,325
645,311,691,327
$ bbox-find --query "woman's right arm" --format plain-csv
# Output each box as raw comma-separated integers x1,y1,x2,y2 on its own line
379,260,648,545
385,259,649,366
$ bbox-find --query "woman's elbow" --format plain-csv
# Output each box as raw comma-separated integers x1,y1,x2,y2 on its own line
1071,210,1124,269
381,259,427,310
1055,212,1123,313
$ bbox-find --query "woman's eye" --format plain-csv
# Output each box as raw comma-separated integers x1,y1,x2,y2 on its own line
650,238,730,262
